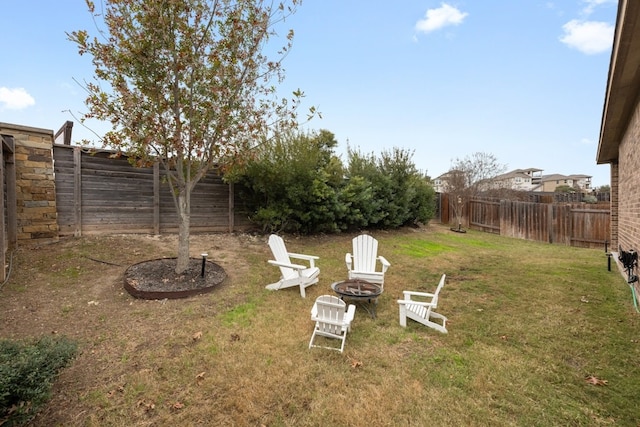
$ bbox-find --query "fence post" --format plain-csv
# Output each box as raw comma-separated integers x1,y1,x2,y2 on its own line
499,200,507,237
548,204,554,244
228,182,235,233
73,147,82,237
153,161,160,235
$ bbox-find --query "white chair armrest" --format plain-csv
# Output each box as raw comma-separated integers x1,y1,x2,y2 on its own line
345,304,356,323
268,260,307,270
378,255,390,267
288,253,318,268
345,253,353,269
402,290,435,299
397,299,436,308
378,255,390,273
288,252,318,261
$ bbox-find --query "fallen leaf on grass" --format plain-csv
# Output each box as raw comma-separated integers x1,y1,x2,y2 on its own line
107,385,125,398
347,356,362,368
173,402,184,410
580,296,589,303
136,399,155,412
585,375,608,386
196,372,206,383
230,333,240,342
192,331,202,341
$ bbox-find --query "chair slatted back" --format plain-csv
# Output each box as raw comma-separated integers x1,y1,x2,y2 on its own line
352,234,378,273
314,295,346,334
433,274,446,306
268,235,296,280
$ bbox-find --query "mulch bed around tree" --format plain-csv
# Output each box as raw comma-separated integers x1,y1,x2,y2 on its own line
124,257,227,299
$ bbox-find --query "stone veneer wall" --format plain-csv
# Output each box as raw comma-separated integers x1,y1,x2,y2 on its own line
0,123,58,244
616,101,640,254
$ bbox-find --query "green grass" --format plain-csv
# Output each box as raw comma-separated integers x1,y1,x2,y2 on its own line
5,224,640,426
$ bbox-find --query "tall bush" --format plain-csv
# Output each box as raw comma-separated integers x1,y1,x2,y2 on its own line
0,336,77,426
231,130,436,233
345,147,435,228
233,130,343,233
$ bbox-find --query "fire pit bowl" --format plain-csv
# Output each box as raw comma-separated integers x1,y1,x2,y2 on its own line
331,279,382,318
331,279,382,297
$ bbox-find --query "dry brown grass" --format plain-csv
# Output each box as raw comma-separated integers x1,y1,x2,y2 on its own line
1,224,638,426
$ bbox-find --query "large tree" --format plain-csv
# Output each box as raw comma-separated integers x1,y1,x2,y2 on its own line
443,152,506,230
69,0,309,273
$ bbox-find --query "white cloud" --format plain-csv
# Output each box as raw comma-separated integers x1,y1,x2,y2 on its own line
0,87,36,110
559,20,613,54
581,0,617,17
415,3,468,34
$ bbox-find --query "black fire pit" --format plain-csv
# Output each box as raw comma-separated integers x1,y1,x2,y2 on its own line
331,279,382,318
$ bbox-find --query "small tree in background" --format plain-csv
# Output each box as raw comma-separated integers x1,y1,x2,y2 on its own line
444,152,506,231
68,0,311,273
555,184,576,193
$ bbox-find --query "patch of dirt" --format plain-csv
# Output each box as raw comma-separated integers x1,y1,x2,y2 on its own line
0,232,268,425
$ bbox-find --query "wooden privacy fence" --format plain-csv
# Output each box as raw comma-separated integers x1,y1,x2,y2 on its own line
440,194,610,249
53,145,252,236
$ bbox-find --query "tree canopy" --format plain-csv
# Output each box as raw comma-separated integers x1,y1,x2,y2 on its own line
443,152,506,229
69,0,309,272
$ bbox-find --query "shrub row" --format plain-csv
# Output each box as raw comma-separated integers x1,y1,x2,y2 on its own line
228,130,435,234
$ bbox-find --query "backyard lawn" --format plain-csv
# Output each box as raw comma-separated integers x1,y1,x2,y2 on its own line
0,223,638,426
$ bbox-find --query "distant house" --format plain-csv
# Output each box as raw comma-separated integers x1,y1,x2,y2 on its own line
540,174,592,192
432,171,453,193
596,0,638,253
435,167,592,193
491,168,543,191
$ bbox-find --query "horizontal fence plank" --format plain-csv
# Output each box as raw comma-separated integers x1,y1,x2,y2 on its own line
53,144,253,236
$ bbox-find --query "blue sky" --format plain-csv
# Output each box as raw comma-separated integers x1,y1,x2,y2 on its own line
1,1,618,187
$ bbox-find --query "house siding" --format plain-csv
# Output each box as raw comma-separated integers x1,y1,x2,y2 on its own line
610,161,618,250
617,102,640,253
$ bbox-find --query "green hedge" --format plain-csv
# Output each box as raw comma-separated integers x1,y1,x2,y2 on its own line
230,130,436,233
0,336,78,426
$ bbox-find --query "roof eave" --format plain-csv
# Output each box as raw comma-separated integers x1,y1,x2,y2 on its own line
597,0,640,165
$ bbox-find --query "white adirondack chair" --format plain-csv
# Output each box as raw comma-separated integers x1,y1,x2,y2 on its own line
309,295,356,353
266,234,319,298
345,234,391,291
397,274,448,333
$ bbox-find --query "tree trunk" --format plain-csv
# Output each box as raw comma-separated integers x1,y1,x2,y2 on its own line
176,191,191,274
